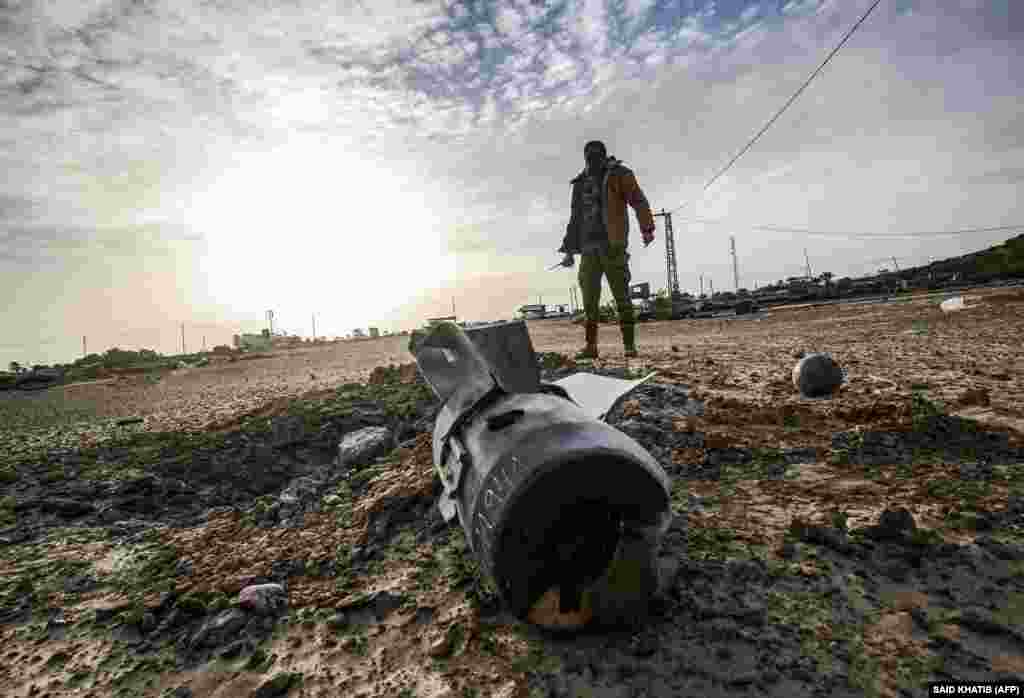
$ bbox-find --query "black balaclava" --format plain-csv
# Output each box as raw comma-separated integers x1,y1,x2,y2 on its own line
584,140,607,174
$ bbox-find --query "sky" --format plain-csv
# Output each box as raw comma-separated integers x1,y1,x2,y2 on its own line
1,0,1021,365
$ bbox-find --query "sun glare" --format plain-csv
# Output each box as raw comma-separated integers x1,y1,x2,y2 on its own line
188,143,454,327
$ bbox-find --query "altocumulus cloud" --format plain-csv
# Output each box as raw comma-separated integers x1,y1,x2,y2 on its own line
1,0,1022,359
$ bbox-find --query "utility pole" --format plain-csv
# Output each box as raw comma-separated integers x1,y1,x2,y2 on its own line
804,248,812,278
654,209,679,297
891,256,900,273
202,336,206,352
699,274,704,297
266,310,274,336
312,314,316,341
730,236,739,291
452,298,455,316
82,336,86,357
709,279,714,296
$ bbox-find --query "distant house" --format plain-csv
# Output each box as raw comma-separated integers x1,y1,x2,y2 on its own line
233,333,272,352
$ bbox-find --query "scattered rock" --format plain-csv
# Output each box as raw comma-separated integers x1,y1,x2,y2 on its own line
791,353,844,398
336,426,393,470
190,609,249,651
427,632,452,658
864,507,917,541
94,602,133,624
337,590,406,625
957,387,991,407
238,584,287,615
959,461,994,481
252,672,301,698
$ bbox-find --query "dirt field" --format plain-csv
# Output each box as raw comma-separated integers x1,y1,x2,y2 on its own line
3,287,1022,439
1,285,1022,698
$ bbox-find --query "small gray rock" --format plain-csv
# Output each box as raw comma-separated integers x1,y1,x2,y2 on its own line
336,426,393,469
238,583,287,615
191,608,249,650
252,672,300,698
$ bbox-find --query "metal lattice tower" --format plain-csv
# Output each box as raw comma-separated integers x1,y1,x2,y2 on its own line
654,209,679,297
730,236,740,290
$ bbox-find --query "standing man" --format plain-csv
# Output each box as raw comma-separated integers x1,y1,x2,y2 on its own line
558,140,656,359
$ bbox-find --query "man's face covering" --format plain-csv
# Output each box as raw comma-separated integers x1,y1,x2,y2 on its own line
585,144,607,173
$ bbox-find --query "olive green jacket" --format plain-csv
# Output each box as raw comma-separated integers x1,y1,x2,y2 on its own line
560,158,656,255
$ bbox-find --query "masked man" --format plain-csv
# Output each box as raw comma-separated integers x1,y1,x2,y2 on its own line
559,141,656,359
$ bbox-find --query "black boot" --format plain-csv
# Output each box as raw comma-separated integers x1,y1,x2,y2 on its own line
621,322,637,358
575,322,599,360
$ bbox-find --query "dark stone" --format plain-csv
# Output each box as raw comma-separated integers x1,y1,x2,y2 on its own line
959,607,1018,638
40,497,94,518
336,590,406,624
792,353,844,397
94,602,133,624
958,461,995,481
171,687,194,698
782,448,817,464
190,609,250,650
866,507,917,541
64,574,99,593
218,639,252,659
704,448,753,466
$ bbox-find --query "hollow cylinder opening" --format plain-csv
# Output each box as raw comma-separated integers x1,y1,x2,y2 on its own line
491,453,670,619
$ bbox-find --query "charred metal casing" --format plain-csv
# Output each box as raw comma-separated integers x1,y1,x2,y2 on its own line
410,321,672,619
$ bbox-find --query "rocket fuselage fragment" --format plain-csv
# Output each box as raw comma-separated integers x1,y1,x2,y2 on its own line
410,321,672,621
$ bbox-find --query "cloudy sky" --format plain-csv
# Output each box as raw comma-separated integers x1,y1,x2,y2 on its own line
2,0,1021,365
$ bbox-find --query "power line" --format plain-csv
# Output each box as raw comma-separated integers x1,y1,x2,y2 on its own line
675,219,1024,240
667,0,884,215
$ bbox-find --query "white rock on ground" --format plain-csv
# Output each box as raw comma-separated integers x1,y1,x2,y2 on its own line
238,583,287,615
336,426,393,469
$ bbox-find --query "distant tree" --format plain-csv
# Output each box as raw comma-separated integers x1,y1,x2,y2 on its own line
8,361,22,374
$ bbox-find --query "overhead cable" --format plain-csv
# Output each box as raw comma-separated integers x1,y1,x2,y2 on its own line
667,0,884,215
674,220,1024,240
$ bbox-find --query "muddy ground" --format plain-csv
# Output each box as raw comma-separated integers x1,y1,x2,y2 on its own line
1,287,1023,698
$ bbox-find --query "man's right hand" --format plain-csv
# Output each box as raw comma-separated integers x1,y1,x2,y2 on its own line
560,253,575,268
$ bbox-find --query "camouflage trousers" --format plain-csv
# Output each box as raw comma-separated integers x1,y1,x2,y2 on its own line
578,243,635,325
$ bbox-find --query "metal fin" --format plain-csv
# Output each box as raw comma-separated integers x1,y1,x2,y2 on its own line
550,372,658,421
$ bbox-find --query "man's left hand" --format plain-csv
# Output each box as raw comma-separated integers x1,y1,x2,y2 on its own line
641,228,656,247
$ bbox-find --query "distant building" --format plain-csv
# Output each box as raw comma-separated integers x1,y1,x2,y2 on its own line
368,327,380,339
352,328,366,338
518,304,546,320
233,333,272,352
